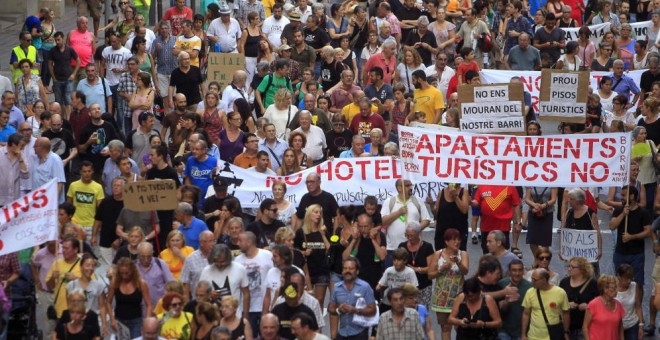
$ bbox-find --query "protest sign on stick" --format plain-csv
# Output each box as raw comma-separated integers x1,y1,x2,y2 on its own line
458,83,526,135
538,69,589,123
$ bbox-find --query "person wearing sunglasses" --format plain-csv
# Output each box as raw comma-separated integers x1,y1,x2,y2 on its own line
10,32,40,84
158,292,193,340
524,247,561,285
247,198,285,248
559,256,599,339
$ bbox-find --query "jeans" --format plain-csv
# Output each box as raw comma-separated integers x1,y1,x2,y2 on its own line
119,317,143,339
645,182,657,217
248,312,261,338
497,331,521,340
109,84,121,129
40,48,52,87
624,324,639,340
53,80,73,106
0,311,8,340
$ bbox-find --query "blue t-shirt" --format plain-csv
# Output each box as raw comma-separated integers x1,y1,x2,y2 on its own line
184,155,217,204
179,217,209,249
0,125,17,143
23,16,43,49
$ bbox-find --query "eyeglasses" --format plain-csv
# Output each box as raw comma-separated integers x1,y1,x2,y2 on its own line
24,39,32,42
404,233,417,238
19,128,31,132
119,1,128,4
537,255,552,261
247,139,259,143
566,264,577,269
603,48,612,51
170,303,182,307
305,180,317,184
268,208,278,212
332,122,344,126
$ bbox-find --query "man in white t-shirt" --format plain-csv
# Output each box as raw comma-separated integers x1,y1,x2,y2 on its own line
262,3,290,49
207,2,243,53
101,32,132,115
199,244,250,318
380,179,432,264
235,231,273,333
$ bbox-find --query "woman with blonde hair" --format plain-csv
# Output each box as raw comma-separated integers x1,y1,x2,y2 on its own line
160,230,195,280
294,204,330,306
219,295,253,340
195,302,220,340
394,47,425,94
112,226,145,264
263,88,297,140
559,256,599,339
106,257,151,338
54,301,101,340
639,97,660,144
273,229,312,284
583,275,624,339
271,181,297,227
257,37,276,64
276,148,302,176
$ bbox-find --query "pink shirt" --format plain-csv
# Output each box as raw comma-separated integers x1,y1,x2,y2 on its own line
363,52,397,85
68,29,94,67
587,297,624,340
578,41,596,69
163,7,193,36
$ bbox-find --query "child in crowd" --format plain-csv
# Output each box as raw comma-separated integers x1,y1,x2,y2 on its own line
376,247,418,312
586,94,603,133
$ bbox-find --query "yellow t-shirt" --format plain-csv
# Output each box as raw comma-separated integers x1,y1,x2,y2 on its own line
446,0,460,12
342,103,379,126
159,311,194,340
159,246,195,280
521,286,569,340
175,35,202,67
45,257,82,318
66,180,104,227
413,86,445,124
264,0,276,16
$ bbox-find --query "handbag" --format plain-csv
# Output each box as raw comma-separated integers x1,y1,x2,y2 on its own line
352,297,379,327
536,289,565,340
532,187,548,218
47,257,81,320
648,141,660,175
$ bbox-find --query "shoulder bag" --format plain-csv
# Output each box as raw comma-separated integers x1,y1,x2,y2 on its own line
536,288,565,340
648,140,660,175
47,257,81,320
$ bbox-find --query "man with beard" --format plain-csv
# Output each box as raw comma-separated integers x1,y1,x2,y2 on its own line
262,3,290,49
235,231,273,333
272,273,319,339
247,199,285,247
42,114,77,168
407,70,444,124
161,93,189,158
78,103,122,180
199,244,250,318
329,257,377,340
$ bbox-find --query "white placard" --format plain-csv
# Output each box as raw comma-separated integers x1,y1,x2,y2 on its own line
473,85,510,102
560,228,599,262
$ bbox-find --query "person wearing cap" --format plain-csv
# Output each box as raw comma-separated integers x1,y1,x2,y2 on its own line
271,272,319,340
263,3,290,49
202,176,230,229
207,2,243,54
281,12,302,48
237,0,266,29
275,45,301,87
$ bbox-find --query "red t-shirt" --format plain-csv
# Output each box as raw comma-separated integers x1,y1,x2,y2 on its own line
163,7,193,36
457,61,480,84
474,185,521,232
349,113,386,144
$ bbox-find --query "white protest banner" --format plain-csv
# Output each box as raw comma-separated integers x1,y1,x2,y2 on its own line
481,69,644,112
458,83,526,134
207,159,446,208
630,21,652,42
560,228,599,262
397,125,631,187
410,121,459,131
538,69,589,123
0,179,58,256
562,22,611,45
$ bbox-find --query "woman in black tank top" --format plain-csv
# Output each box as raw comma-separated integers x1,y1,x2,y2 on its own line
106,258,152,339
432,184,470,250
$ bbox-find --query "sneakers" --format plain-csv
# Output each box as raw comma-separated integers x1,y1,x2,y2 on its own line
471,234,478,244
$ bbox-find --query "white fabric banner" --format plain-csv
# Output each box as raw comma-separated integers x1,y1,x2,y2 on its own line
397,125,631,187
480,69,644,112
630,21,652,42
209,159,444,208
561,22,611,45
0,179,58,256
560,229,599,262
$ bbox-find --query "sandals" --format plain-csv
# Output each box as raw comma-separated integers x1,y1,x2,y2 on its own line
511,247,523,260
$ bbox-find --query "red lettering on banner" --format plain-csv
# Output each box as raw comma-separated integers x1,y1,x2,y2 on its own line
355,160,370,179
265,173,303,187
600,138,616,157
504,138,522,157
542,163,558,181
1,189,49,222
570,162,609,183
521,161,539,181
451,136,469,154
473,136,489,155
335,161,353,180
416,134,434,153
591,162,609,182
316,162,331,180
374,159,391,179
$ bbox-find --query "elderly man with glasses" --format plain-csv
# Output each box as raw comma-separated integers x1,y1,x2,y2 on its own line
136,242,175,308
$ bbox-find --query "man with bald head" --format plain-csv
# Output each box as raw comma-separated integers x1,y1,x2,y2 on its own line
136,241,175,307
31,136,66,202
181,230,217,299
41,114,77,168
293,172,339,232
168,51,203,110
221,70,249,112
236,231,274,333
258,313,285,340
161,93,189,158
288,93,331,132
521,268,570,339
134,317,164,340
78,102,122,179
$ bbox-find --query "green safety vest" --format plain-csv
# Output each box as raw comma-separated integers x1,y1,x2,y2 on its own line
11,45,39,83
